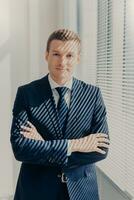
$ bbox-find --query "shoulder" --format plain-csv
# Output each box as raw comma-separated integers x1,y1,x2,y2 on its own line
14,75,48,104
13,75,48,114
73,77,100,94
18,75,47,92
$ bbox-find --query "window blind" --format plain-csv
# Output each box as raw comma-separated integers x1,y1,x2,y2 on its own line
96,0,134,198
123,0,134,196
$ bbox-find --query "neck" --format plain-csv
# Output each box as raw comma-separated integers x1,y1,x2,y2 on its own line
50,74,71,85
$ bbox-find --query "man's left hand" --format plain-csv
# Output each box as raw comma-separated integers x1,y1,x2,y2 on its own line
20,121,44,141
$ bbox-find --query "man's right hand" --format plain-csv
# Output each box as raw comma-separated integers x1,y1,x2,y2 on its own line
69,133,110,154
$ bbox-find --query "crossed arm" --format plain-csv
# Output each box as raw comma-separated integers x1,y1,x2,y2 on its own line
10,87,110,169
21,121,109,155
20,120,110,168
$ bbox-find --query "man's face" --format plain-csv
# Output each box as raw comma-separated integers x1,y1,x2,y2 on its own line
45,40,80,83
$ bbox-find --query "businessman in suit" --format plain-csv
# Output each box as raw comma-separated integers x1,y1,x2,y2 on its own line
10,29,110,200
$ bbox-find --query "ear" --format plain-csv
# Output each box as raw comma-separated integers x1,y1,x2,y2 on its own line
45,51,49,61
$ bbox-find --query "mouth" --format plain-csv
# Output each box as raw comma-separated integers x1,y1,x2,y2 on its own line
56,68,66,71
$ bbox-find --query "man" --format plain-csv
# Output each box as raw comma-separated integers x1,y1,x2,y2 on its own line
10,29,110,200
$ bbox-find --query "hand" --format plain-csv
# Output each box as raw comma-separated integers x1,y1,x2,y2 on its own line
20,121,44,141
69,133,110,154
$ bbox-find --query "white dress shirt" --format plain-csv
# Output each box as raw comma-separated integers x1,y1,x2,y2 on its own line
48,74,72,156
48,74,72,107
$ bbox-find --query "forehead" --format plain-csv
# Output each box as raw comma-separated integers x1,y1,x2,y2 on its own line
49,40,79,53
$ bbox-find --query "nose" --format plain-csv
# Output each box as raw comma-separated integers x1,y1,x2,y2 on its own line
59,56,67,66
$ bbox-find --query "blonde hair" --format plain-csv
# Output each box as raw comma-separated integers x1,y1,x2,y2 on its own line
46,29,81,52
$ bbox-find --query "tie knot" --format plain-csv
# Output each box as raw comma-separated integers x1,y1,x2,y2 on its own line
56,87,69,97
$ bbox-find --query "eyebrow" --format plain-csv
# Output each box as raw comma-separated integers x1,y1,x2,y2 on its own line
52,50,60,52
52,50,75,54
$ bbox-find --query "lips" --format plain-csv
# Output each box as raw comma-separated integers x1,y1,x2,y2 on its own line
56,68,65,71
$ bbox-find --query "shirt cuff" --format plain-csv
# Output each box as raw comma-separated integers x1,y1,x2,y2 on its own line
67,140,72,156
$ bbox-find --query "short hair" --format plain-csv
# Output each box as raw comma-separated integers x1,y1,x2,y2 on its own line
46,29,81,52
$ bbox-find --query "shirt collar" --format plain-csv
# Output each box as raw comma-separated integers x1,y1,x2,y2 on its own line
48,74,73,90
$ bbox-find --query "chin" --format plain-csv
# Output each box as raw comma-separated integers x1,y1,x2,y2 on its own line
56,71,67,77
53,71,71,80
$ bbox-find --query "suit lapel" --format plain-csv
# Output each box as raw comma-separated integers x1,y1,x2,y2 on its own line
64,78,84,139
39,75,63,139
38,75,89,140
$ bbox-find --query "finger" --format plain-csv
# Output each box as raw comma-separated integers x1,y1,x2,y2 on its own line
96,147,106,154
20,130,31,136
98,138,110,143
21,126,32,132
21,132,31,138
27,121,35,129
97,143,110,148
20,130,44,141
96,133,108,138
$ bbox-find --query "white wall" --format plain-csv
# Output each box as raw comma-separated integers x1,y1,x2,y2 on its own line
0,0,14,198
0,0,60,198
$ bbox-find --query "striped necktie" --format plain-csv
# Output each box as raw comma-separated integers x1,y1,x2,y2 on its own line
56,87,69,132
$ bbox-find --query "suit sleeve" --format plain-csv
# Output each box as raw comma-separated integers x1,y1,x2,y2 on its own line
10,87,68,167
65,88,109,169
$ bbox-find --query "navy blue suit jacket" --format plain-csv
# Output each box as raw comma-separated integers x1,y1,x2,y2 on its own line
10,74,109,200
